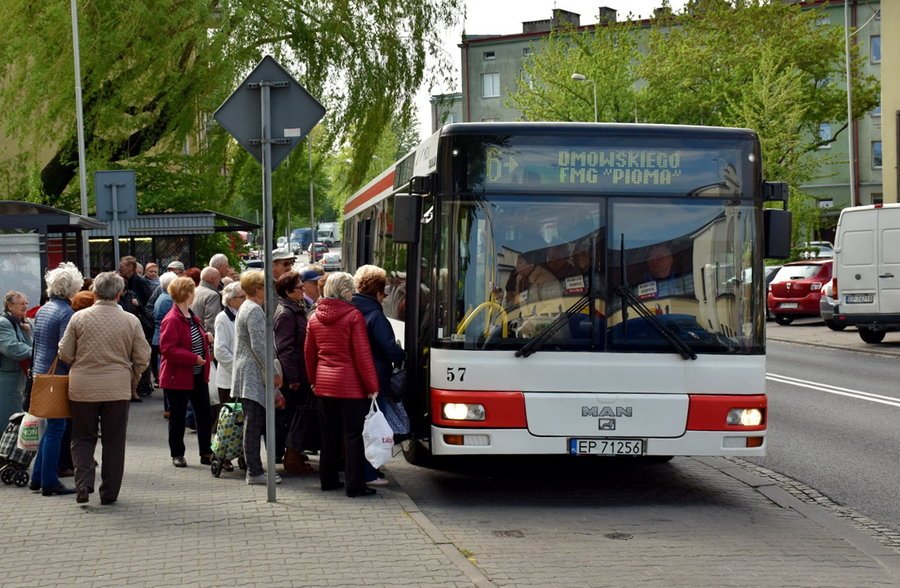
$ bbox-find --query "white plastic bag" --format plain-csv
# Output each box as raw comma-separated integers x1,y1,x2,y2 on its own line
17,413,44,451
362,398,394,469
208,361,219,406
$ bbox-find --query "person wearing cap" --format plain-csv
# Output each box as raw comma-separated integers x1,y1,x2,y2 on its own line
298,269,321,312
272,251,296,281
166,261,186,276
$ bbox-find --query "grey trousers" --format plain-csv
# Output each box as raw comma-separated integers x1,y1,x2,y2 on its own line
70,400,130,502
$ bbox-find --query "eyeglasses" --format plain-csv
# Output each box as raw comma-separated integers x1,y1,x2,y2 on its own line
234,295,246,299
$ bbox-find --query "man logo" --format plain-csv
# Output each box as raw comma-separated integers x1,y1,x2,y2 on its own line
581,406,633,418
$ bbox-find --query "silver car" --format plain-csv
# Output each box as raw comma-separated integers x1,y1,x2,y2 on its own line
819,280,844,331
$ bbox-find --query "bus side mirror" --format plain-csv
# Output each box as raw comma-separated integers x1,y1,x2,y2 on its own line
764,209,792,259
393,194,422,244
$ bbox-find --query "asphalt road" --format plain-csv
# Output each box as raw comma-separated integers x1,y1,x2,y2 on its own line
752,325,900,535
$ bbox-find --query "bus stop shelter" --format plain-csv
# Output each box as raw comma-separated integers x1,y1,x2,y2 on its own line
0,200,106,307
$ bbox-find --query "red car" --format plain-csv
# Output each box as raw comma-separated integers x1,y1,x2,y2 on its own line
308,242,329,263
767,260,833,325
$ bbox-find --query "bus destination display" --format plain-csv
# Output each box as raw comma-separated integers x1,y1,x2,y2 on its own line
480,145,742,194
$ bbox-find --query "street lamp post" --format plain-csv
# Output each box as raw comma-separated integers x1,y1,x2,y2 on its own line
571,72,597,123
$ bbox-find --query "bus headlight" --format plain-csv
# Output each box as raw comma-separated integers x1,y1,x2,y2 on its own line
726,408,763,427
442,403,486,421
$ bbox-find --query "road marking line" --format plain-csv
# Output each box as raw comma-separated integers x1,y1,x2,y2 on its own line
767,373,900,408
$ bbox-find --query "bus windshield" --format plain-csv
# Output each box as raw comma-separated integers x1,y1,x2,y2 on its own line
434,195,763,354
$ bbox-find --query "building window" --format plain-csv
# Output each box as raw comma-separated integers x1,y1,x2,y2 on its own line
871,104,881,117
818,123,832,148
483,51,495,61
482,73,500,98
872,193,883,205
445,113,457,124
871,35,881,63
872,141,882,168
481,118,499,122
519,70,534,89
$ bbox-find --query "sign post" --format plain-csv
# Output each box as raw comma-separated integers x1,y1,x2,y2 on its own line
215,56,325,502
95,170,137,268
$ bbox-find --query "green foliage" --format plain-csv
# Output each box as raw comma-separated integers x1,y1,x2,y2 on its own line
194,233,245,271
507,0,879,244
507,21,641,122
0,0,462,212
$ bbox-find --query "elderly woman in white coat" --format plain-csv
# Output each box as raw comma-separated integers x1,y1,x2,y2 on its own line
213,281,244,471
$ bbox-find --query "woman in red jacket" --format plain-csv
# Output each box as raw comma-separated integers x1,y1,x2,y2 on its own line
159,276,212,468
304,272,379,497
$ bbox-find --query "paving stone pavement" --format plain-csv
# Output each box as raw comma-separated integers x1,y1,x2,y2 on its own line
0,395,472,588
2,391,899,587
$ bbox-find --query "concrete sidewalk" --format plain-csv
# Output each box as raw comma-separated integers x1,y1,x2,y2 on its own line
1,391,898,587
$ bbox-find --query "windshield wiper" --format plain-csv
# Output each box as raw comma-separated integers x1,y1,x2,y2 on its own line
515,294,592,358
613,285,697,361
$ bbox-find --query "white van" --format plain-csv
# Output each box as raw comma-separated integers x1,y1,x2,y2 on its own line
832,204,900,343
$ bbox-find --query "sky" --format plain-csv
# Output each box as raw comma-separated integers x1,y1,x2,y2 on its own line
415,0,687,138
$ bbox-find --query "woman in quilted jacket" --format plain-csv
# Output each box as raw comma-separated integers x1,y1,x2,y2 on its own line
304,272,379,497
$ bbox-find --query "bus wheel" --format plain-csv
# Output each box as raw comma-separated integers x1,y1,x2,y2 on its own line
774,315,793,326
402,438,435,468
824,320,846,331
859,327,886,344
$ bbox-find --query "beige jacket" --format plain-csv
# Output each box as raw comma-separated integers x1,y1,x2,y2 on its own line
59,300,151,402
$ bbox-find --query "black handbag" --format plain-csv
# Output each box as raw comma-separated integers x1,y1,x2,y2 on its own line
389,367,407,400
287,392,321,452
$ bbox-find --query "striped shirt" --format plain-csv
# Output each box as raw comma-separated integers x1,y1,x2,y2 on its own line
190,319,204,375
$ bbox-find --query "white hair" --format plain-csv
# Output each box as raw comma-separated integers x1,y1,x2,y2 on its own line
159,271,178,291
323,272,354,302
93,272,125,301
221,281,244,305
45,262,84,299
209,253,229,268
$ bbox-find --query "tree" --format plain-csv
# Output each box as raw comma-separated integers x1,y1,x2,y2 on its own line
507,1,879,238
507,20,641,123
0,0,461,210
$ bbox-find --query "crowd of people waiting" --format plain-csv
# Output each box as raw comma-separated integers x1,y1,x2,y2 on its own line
0,249,405,504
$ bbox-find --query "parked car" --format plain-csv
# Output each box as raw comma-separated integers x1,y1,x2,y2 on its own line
767,260,833,325
321,252,342,272
819,280,844,331
764,265,782,320
308,241,329,263
799,240,834,259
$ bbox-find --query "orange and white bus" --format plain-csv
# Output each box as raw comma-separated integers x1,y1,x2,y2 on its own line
342,122,790,465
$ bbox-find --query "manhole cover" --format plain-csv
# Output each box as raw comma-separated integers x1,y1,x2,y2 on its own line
491,530,525,538
604,532,633,540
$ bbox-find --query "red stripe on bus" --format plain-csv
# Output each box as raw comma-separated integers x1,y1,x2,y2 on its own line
686,394,767,431
430,389,527,428
343,172,396,214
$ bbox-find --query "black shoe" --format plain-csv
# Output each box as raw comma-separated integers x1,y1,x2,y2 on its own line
200,454,212,465
172,456,187,468
29,481,40,492
347,487,377,498
321,481,345,492
42,484,76,496
100,498,117,505
130,397,142,403
76,488,89,504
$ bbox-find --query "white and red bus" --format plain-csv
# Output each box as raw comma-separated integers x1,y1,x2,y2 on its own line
343,122,791,464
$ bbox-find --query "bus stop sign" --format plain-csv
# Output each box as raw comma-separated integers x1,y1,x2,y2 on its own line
214,56,325,170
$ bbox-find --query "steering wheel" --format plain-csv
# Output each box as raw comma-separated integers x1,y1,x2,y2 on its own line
457,301,509,339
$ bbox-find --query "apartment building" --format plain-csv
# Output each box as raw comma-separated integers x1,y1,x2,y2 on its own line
442,1,884,207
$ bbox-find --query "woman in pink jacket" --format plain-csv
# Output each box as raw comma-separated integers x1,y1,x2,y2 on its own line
159,276,212,468
304,272,379,497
